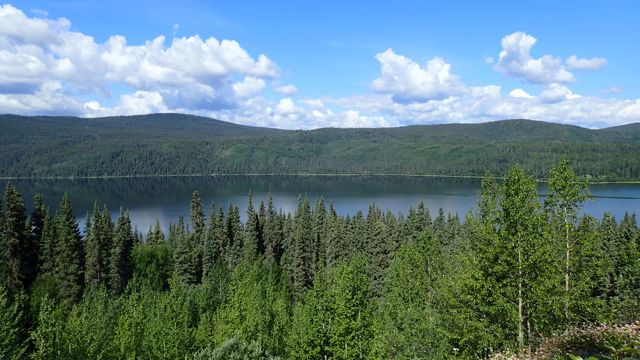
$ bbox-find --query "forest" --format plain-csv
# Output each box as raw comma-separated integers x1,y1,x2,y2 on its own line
2,114,640,180
1,160,639,359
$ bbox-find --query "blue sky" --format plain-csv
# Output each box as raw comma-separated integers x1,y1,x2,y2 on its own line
1,1,639,128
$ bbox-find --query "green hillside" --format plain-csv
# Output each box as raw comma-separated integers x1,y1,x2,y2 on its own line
1,113,639,180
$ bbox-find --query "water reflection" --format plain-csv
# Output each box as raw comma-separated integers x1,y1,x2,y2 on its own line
7,175,639,234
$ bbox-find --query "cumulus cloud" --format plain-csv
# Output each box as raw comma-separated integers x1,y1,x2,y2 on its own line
371,48,464,102
273,84,298,95
539,83,580,103
566,55,607,70
509,88,533,99
496,32,575,84
0,4,638,129
0,4,278,114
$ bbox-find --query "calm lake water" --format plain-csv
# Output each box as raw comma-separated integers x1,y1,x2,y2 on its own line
7,175,640,234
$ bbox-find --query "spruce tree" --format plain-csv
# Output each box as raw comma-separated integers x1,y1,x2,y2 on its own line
244,192,260,258
263,194,284,264
173,216,196,284
85,204,112,289
38,212,57,275
190,191,205,283
109,209,134,295
0,183,26,294
291,196,314,296
203,203,225,281
323,204,345,268
54,193,84,304
223,204,243,268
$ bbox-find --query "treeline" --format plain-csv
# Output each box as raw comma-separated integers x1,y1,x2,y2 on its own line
1,160,639,359
3,115,640,180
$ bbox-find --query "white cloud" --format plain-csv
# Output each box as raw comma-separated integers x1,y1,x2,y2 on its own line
232,76,265,98
496,32,575,84
273,84,298,95
0,4,638,130
566,55,607,70
276,98,300,114
539,83,580,103
509,88,533,99
0,4,278,112
371,48,464,102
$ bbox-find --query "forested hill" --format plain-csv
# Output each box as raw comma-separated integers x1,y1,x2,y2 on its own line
1,113,640,180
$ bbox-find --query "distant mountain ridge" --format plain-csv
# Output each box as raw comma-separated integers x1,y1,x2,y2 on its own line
1,113,639,180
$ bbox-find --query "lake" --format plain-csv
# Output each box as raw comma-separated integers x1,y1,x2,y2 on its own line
7,175,640,234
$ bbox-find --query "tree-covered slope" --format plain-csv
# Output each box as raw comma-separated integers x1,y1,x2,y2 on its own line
1,113,639,179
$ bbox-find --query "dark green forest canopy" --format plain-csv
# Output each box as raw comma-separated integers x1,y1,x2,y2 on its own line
1,162,640,359
2,113,640,180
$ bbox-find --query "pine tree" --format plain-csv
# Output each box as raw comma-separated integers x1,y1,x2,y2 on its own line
54,193,84,304
110,208,134,295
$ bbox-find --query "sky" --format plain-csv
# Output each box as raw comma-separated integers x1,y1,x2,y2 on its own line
1,1,639,129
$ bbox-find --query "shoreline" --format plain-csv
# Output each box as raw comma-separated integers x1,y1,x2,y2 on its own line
1,172,639,184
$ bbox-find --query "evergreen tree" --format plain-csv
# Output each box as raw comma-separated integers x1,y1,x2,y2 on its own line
190,191,205,283
109,208,134,294
312,197,326,275
54,193,84,304
147,219,164,244
225,204,243,268
244,192,260,258
84,204,112,289
615,212,640,321
0,183,26,295
38,212,57,275
173,216,197,284
323,204,346,268
291,196,314,296
599,212,619,303
203,204,225,282
263,194,284,264
364,205,391,296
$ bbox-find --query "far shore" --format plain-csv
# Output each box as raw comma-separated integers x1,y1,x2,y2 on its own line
1,172,639,184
